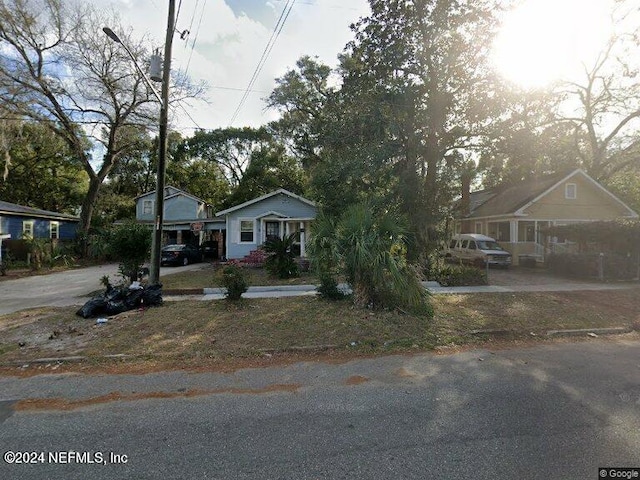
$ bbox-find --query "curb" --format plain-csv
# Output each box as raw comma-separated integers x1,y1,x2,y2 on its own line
2,353,137,367
546,327,632,337
203,284,319,295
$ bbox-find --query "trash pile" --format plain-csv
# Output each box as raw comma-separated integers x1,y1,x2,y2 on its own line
76,283,163,319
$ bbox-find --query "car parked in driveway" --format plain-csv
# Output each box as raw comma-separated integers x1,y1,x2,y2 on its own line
161,244,202,266
200,240,219,259
445,233,511,267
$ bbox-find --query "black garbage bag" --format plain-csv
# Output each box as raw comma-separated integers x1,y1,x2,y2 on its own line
124,288,145,310
142,283,163,307
105,300,128,315
76,295,108,319
105,286,127,302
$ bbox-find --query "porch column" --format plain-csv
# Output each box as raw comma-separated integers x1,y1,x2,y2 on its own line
299,221,306,257
510,220,519,266
177,230,182,244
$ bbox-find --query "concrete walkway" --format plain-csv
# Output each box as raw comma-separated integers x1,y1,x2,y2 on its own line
164,279,637,301
2,264,637,312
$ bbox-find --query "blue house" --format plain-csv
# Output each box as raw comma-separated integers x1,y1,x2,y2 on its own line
0,200,79,241
216,189,317,260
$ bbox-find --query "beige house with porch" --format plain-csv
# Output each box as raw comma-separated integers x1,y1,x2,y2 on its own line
454,169,639,265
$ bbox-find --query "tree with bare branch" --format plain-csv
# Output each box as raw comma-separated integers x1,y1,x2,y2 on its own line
0,0,205,249
551,0,640,182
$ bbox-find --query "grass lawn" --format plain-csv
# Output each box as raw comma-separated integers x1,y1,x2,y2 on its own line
160,263,319,289
1,288,639,374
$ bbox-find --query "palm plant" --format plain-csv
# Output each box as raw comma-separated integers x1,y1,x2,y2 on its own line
263,232,299,279
311,203,431,314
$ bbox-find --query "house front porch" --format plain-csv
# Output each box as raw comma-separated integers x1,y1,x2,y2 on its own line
457,218,581,266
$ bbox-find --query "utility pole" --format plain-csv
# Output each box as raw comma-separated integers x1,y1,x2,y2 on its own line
104,1,174,284
149,0,176,285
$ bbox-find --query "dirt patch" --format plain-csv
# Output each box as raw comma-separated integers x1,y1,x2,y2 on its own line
344,375,370,385
15,383,303,411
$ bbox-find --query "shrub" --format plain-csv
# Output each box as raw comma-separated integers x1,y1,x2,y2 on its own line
316,272,346,301
23,235,51,271
429,262,487,286
108,222,152,283
219,261,248,300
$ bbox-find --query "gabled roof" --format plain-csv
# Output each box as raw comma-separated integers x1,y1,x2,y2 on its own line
466,170,571,218
216,189,316,216
464,169,638,219
0,200,79,221
134,186,206,205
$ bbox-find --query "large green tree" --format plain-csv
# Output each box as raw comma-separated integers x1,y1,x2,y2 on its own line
224,144,307,207
270,0,505,259
0,119,87,212
181,127,272,187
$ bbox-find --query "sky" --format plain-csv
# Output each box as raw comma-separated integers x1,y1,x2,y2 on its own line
99,0,371,134
97,0,623,136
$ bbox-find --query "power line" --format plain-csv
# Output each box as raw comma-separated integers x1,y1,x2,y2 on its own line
185,0,207,74
228,0,296,126
271,0,360,10
211,85,269,94
177,104,202,130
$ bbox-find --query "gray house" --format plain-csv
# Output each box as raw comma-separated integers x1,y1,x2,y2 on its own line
216,189,317,260
134,186,225,256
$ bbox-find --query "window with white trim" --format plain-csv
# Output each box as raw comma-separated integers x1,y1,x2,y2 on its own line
565,183,577,199
240,220,254,243
143,200,154,215
475,222,483,234
50,221,59,239
22,220,34,238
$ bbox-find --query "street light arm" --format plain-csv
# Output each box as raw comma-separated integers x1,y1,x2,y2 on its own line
102,27,162,104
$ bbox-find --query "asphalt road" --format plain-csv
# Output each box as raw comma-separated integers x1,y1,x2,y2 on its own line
0,263,206,315
0,340,638,479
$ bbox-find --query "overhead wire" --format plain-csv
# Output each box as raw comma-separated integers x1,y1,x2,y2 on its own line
228,0,296,126
185,0,207,75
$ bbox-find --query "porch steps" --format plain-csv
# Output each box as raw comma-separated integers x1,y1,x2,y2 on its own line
241,249,267,267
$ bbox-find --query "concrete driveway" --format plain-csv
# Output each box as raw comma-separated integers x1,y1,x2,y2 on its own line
0,263,207,316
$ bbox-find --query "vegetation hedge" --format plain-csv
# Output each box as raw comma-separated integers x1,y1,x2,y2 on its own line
546,252,639,280
429,263,488,287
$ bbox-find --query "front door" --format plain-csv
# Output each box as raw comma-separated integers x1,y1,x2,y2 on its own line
265,221,280,241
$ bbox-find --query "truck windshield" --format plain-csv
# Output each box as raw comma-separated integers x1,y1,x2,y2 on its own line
477,240,503,251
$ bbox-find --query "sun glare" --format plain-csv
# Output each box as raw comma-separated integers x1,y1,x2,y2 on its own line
492,0,614,89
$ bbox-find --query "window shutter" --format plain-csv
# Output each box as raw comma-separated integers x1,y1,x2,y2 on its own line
231,219,239,244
